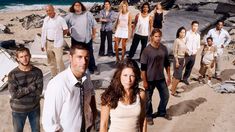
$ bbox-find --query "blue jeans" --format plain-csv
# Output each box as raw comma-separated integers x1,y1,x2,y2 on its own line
146,79,169,117
12,107,40,132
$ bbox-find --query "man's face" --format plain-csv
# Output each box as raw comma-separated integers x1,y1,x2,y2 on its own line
104,2,110,10
216,22,223,30
152,32,162,43
191,23,199,32
16,51,31,66
46,6,55,18
70,49,89,76
74,3,82,12
143,5,149,13
207,39,213,46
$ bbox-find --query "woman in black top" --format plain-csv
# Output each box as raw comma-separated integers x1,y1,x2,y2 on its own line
153,2,164,29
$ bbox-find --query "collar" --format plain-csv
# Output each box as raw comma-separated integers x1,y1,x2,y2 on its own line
67,66,87,88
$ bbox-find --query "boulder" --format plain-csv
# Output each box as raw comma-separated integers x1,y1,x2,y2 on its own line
0,24,11,34
19,14,45,30
0,40,17,49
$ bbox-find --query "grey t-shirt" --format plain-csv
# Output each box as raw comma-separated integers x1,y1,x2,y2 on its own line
65,11,97,43
140,43,170,81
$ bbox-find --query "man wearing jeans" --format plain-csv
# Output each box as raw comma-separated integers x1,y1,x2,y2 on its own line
141,29,171,125
8,47,43,132
41,5,68,77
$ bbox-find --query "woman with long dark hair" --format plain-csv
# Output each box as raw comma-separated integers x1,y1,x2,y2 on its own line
100,59,146,132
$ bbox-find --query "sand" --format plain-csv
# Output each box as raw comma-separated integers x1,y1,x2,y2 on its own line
1,7,235,132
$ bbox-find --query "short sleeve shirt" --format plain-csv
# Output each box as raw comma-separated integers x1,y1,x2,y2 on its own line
140,44,170,81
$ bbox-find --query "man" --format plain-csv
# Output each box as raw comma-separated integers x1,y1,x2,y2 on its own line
205,20,231,79
65,1,99,74
182,21,201,85
198,37,217,87
98,0,116,57
42,44,97,132
41,5,68,77
8,47,43,132
141,29,171,125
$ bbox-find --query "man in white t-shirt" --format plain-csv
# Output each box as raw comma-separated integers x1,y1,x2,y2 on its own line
205,20,231,79
41,5,68,77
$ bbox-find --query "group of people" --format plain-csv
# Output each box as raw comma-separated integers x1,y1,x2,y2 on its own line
7,0,231,132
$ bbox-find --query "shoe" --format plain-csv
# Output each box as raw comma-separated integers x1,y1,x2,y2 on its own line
182,79,189,85
152,113,172,120
207,81,213,87
171,92,181,97
146,117,154,125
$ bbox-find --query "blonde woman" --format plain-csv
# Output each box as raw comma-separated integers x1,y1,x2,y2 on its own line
153,2,164,29
114,1,132,63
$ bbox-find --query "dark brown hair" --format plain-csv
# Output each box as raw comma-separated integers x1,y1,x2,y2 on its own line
150,28,162,37
141,2,150,13
69,1,86,13
101,59,141,109
70,44,89,56
176,26,186,38
16,46,31,58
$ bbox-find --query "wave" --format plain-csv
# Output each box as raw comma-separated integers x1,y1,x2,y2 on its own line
0,2,102,12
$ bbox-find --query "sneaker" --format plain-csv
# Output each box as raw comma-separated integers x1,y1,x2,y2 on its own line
146,117,154,125
207,81,213,87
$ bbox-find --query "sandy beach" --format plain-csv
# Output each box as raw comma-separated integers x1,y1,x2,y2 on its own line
1,4,235,132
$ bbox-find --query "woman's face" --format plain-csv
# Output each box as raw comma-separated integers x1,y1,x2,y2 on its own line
179,29,186,38
122,4,127,12
74,2,82,12
120,68,136,90
143,5,149,13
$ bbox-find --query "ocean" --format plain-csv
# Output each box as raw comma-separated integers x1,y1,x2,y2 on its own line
0,0,102,12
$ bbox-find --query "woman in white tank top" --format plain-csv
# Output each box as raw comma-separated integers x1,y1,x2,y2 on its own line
100,59,147,132
114,1,132,63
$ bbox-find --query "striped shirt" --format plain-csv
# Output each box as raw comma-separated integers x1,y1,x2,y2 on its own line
8,66,43,113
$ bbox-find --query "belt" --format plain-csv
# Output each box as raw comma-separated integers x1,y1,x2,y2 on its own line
47,39,54,42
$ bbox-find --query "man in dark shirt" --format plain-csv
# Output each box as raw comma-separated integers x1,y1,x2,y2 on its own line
8,47,43,132
141,29,171,125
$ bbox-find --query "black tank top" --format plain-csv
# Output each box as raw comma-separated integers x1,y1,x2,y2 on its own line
153,12,163,29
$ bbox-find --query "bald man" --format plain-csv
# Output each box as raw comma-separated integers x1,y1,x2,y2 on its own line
41,5,68,78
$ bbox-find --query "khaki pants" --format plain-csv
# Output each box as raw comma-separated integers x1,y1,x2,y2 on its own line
199,63,213,78
46,40,65,77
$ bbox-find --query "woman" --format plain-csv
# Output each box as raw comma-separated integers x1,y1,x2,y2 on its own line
114,1,132,63
100,59,146,132
99,0,116,57
171,27,187,97
128,2,153,60
153,2,164,29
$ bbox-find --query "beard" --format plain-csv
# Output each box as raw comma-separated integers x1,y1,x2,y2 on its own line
19,61,30,66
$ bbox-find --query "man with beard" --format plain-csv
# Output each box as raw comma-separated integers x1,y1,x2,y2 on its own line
8,46,43,132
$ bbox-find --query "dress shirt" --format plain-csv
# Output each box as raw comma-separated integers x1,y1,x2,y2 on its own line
205,28,231,56
41,15,68,48
42,66,95,132
185,30,201,55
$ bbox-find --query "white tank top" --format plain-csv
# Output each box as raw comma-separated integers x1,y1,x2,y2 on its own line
135,13,150,36
118,12,129,29
109,95,141,132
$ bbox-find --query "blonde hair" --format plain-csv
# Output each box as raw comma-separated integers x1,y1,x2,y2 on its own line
119,1,129,13
155,2,163,11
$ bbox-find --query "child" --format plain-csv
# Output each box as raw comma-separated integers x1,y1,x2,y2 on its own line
198,37,217,87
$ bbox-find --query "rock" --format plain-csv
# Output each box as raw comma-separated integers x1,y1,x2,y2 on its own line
19,14,45,30
10,17,19,21
0,40,17,49
0,24,12,34
227,17,235,23
57,8,67,15
215,3,235,14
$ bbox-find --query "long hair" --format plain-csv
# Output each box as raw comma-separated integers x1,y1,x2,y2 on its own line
119,1,129,13
69,1,86,13
101,59,141,109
